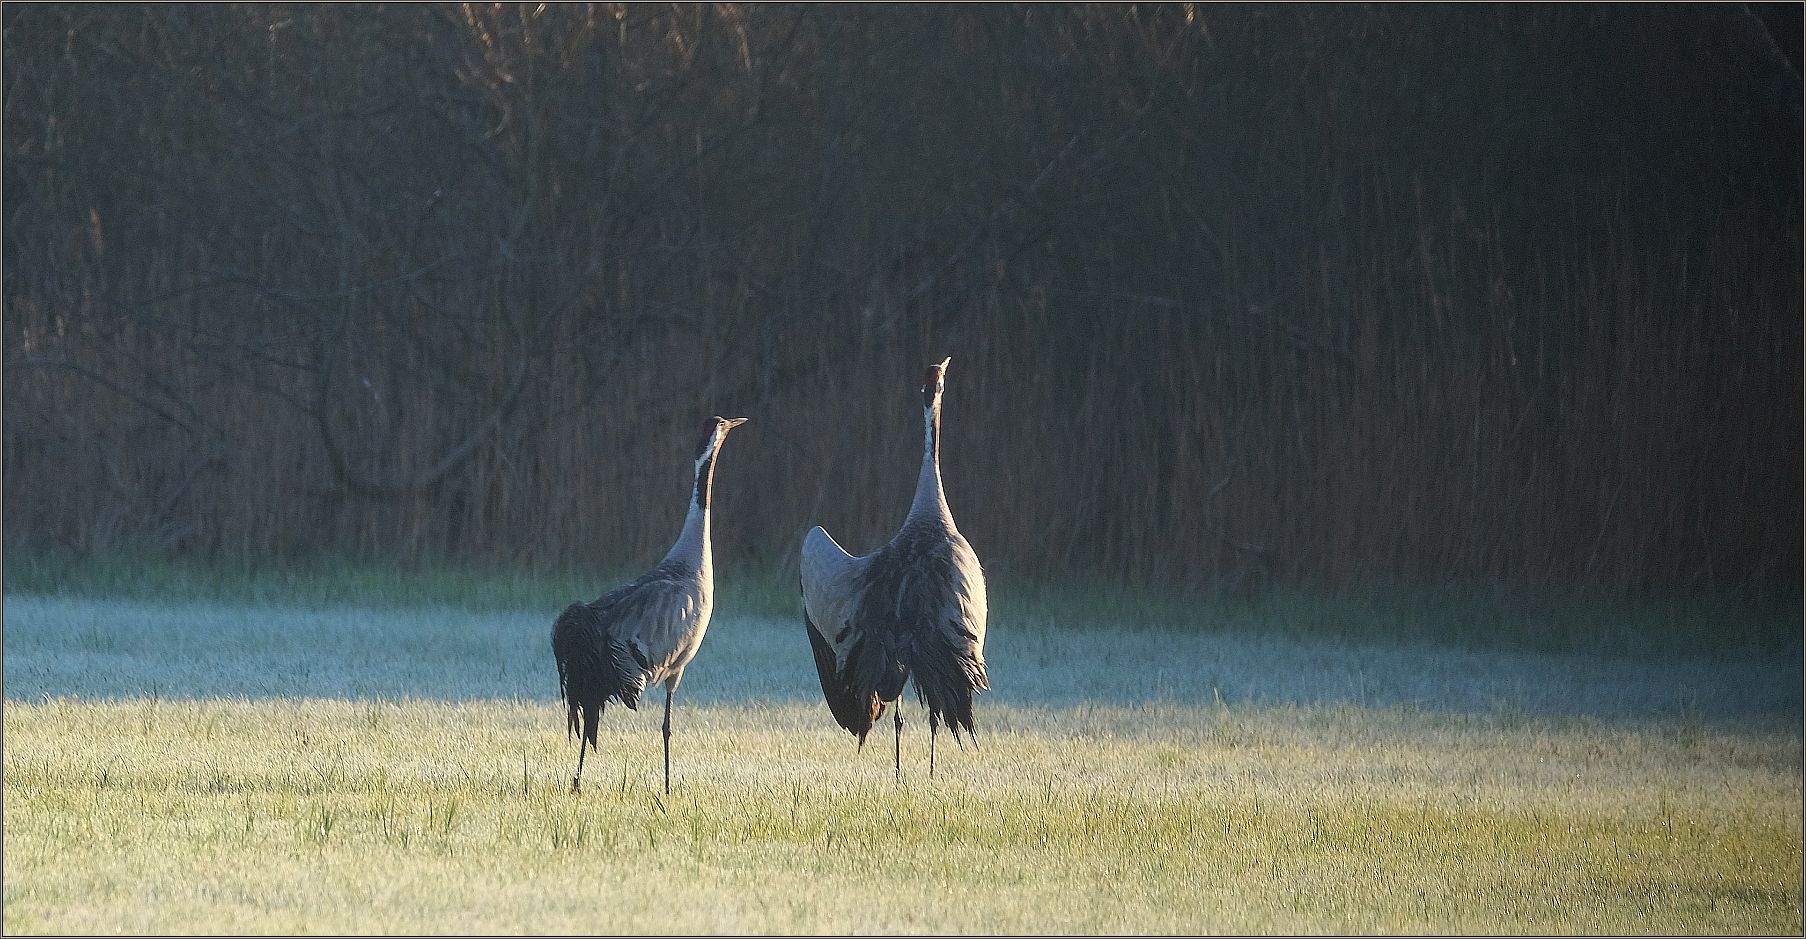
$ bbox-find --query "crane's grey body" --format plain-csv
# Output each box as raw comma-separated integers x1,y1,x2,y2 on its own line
552,416,745,793
801,359,988,774
551,554,711,723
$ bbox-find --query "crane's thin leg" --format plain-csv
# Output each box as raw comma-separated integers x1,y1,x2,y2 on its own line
893,703,903,783
929,713,939,779
572,739,587,794
662,684,674,795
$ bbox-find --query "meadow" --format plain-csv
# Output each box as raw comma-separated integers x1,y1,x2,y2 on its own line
3,567,1801,933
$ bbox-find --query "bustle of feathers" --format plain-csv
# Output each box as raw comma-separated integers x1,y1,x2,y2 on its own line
802,515,989,746
550,567,683,750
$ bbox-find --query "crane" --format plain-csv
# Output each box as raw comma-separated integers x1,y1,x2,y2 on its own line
801,358,988,779
552,415,748,794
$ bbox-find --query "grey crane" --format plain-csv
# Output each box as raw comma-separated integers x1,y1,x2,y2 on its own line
801,358,988,779
552,415,748,794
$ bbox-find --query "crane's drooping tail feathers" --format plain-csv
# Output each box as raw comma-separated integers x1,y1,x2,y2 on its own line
805,606,986,745
906,619,987,742
845,624,983,743
552,601,648,751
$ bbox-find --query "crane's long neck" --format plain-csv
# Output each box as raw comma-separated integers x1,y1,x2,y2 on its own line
908,397,950,522
663,445,718,575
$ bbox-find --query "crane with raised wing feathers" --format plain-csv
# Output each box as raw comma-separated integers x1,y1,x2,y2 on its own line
801,358,988,779
552,415,747,794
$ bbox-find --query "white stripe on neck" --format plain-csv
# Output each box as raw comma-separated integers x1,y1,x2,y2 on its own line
665,434,720,570
908,400,949,521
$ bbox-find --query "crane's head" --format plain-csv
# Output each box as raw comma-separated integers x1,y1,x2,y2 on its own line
921,357,951,411
695,415,749,462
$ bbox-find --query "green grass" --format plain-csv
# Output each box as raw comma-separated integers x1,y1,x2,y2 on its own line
2,557,1801,932
4,698,1799,934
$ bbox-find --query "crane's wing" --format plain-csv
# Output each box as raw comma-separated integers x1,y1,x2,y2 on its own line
605,562,708,685
800,525,884,740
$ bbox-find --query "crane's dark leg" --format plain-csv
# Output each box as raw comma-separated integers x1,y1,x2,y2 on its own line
572,739,587,794
662,684,674,795
893,703,903,782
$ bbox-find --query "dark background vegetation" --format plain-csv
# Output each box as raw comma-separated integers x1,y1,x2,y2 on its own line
4,4,1800,600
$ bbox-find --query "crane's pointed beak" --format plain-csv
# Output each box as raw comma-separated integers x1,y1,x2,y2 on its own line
937,357,952,371
726,417,750,428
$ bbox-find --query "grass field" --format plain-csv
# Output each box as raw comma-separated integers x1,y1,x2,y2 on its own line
3,568,1801,933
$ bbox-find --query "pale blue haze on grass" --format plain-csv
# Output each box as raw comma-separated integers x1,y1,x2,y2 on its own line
4,594,1797,727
